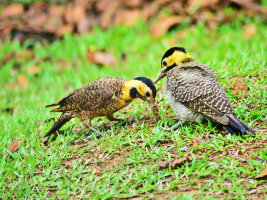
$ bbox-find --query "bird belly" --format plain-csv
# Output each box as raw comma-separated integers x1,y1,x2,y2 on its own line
162,82,205,123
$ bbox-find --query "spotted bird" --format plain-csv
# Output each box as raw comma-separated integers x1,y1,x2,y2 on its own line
44,77,157,139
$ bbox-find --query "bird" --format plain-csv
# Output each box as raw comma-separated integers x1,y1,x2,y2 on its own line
44,76,157,139
154,47,255,135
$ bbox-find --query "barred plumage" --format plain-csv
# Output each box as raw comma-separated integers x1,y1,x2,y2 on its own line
155,47,255,135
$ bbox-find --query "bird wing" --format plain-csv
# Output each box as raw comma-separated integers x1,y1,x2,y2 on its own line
167,65,235,125
50,87,114,112
45,77,125,112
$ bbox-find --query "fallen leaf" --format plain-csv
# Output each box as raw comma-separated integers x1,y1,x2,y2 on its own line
27,12,47,28
244,24,257,40
150,16,184,38
56,24,74,38
16,50,34,62
100,1,120,29
86,50,116,66
2,4,24,17
64,161,73,169
0,26,13,42
17,74,29,87
159,156,193,170
255,165,267,180
172,158,187,168
125,0,142,8
26,66,42,75
5,140,19,157
193,138,198,147
227,81,248,93
156,0,174,6
93,168,103,175
115,9,141,26
77,16,91,33
72,5,86,24
128,126,140,131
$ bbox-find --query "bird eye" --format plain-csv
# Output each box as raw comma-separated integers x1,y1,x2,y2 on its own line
163,61,167,66
146,92,150,97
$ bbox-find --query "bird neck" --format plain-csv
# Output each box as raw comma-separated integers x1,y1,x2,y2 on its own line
120,80,142,101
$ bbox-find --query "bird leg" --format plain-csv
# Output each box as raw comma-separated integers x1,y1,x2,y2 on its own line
161,121,182,132
82,119,111,139
107,114,136,125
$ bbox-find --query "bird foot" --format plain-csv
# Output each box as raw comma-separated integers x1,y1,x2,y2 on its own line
86,127,112,140
114,118,136,126
160,122,182,132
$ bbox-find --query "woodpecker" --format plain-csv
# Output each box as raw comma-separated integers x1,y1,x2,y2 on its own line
44,76,157,139
154,47,255,135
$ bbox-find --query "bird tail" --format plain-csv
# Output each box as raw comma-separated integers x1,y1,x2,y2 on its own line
44,114,71,138
222,114,255,135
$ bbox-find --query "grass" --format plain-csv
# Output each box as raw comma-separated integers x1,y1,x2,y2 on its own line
1,16,267,199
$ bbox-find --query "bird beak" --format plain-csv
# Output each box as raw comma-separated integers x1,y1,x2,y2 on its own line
138,95,156,116
154,69,167,84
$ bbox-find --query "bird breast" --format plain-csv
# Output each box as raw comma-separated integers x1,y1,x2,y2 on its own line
162,82,205,123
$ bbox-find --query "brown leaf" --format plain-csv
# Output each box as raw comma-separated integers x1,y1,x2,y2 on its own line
230,0,261,11
93,168,103,175
56,24,74,38
159,156,192,170
125,0,142,8
156,0,174,6
227,81,248,93
150,16,184,38
255,165,267,180
158,160,173,170
64,161,73,169
72,5,86,24
5,140,19,157
77,16,91,33
17,74,29,87
86,51,116,66
193,138,198,147
27,12,47,28
244,24,257,40
0,26,13,42
16,50,34,62
172,158,187,168
128,126,140,131
2,4,24,17
26,66,42,75
2,52,15,64
115,9,141,26
142,3,158,21
100,1,120,29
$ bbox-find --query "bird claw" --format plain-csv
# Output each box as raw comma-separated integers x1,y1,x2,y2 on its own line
160,122,182,132
86,130,112,140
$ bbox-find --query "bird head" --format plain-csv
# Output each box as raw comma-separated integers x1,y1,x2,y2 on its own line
154,47,194,84
123,77,157,114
